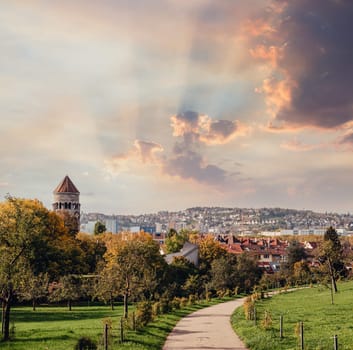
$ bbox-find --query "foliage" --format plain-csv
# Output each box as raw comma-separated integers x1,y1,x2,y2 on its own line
285,240,307,271
17,272,49,310
0,196,75,340
49,274,82,310
135,301,153,327
196,235,228,274
165,229,189,253
261,310,272,330
94,221,107,235
243,296,255,320
319,226,345,293
102,232,167,318
74,336,97,350
210,253,237,291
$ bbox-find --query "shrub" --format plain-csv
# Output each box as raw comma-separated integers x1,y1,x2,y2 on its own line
188,294,196,305
217,290,225,299
135,301,153,327
180,297,188,307
152,301,161,317
74,337,97,350
243,296,255,320
171,297,181,310
160,298,171,313
262,310,273,330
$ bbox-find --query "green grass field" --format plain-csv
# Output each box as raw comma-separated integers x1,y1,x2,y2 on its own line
0,299,225,350
232,282,353,350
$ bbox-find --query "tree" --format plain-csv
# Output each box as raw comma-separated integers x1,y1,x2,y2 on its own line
196,235,228,276
235,253,263,293
0,196,70,340
166,256,198,297
94,221,107,235
165,229,188,253
285,240,307,271
103,232,167,318
49,275,82,311
320,227,344,294
17,272,49,311
210,254,238,292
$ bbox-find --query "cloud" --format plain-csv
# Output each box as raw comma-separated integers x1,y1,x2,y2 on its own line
163,148,227,186
104,139,163,176
171,110,247,145
249,0,353,129
105,110,242,187
280,138,324,152
133,140,163,162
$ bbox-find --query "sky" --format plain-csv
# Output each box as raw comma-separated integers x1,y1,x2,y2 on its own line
1,0,353,215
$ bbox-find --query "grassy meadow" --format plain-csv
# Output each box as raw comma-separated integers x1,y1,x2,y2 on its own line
0,299,226,350
232,281,353,350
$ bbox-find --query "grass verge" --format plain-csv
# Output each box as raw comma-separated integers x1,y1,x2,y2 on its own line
232,281,353,350
1,298,231,350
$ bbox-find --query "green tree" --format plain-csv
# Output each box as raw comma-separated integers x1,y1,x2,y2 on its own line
94,221,107,235
320,226,344,294
103,232,167,318
166,256,198,297
0,196,69,341
49,274,82,311
236,253,263,293
210,253,238,292
286,240,307,271
17,272,49,311
165,229,188,253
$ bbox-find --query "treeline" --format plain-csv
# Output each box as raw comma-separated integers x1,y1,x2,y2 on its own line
0,197,262,342
1,196,348,343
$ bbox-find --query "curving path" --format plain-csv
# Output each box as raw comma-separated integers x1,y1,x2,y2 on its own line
163,298,248,350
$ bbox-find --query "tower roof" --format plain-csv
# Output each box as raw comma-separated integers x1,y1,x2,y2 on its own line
54,175,80,194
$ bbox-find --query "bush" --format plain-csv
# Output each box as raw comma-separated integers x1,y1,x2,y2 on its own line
188,294,196,305
160,298,171,313
180,297,188,307
261,310,272,330
217,290,225,299
135,301,153,327
74,337,97,350
243,296,255,320
152,301,161,317
171,297,181,310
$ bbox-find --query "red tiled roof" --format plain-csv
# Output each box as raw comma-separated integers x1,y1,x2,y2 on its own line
54,175,79,193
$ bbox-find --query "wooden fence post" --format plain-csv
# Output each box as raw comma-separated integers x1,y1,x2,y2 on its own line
333,334,338,350
120,317,124,343
103,323,109,350
300,321,304,350
279,315,283,339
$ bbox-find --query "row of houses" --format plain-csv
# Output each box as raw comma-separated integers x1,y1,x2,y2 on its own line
167,236,326,274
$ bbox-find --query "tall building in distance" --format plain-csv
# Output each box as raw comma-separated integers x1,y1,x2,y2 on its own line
53,175,80,232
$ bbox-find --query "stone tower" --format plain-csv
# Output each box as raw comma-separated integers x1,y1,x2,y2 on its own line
53,175,80,231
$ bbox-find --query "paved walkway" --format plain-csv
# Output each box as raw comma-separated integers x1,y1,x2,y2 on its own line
163,298,248,350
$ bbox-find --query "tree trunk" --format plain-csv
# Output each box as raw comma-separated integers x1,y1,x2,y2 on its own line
110,292,114,311
328,258,338,293
1,301,5,335
3,297,11,341
32,298,36,311
123,292,128,319
68,299,72,311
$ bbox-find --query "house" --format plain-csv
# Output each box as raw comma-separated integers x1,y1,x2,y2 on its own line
164,242,199,266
